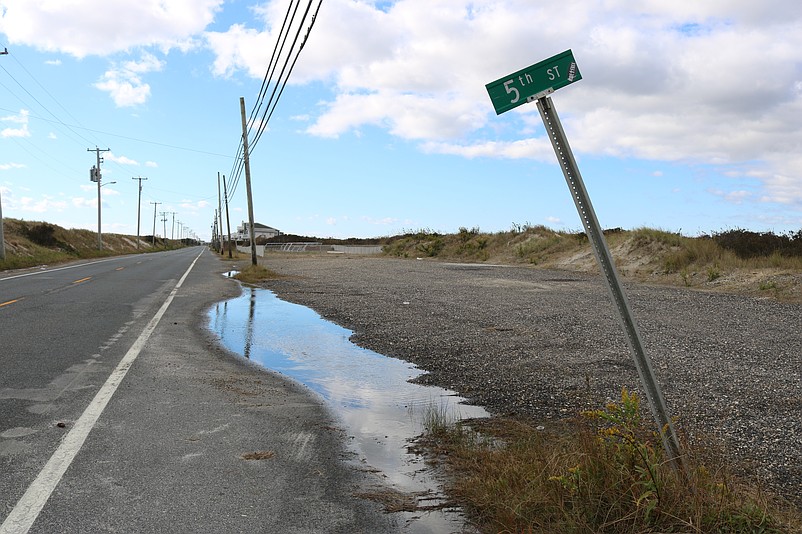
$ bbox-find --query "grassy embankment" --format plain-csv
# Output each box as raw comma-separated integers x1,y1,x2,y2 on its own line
383,225,802,302
0,218,192,271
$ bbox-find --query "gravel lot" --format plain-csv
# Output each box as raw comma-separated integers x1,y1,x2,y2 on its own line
258,253,801,505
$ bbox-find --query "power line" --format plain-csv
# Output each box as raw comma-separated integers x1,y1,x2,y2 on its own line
249,0,322,153
226,0,322,202
246,1,297,132
0,106,233,159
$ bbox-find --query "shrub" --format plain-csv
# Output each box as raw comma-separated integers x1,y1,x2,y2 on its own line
25,223,61,247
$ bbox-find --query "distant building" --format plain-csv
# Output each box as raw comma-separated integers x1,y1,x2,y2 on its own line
235,222,281,241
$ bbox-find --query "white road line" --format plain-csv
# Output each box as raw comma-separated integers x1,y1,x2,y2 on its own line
0,257,124,282
0,249,204,534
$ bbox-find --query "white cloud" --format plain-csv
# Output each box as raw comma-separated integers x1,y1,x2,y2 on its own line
0,163,26,171
72,197,96,209
94,53,165,107
361,216,399,226
206,0,802,210
106,152,139,165
421,138,554,160
179,200,210,211
44,59,61,66
5,192,68,213
709,189,754,204
0,0,224,58
1,109,31,138
145,161,158,168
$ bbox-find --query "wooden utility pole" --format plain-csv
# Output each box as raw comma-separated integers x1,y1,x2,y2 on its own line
0,184,5,261
239,97,257,266
132,176,147,250
217,172,224,254
222,174,233,258
160,211,168,246
0,50,6,260
150,201,160,246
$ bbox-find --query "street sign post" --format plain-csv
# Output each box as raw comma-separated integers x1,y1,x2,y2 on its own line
485,49,581,115
486,51,683,470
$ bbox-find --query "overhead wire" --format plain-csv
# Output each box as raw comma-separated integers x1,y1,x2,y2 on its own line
245,0,297,135
226,0,322,202
225,0,300,200
250,0,321,152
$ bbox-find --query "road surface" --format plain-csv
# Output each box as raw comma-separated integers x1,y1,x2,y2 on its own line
0,248,393,533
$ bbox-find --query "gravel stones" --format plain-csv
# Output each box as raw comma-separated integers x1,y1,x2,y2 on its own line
260,254,801,505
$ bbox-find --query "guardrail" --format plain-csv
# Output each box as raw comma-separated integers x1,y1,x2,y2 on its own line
236,243,384,256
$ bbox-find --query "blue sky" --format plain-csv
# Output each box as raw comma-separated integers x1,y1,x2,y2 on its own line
1,0,801,241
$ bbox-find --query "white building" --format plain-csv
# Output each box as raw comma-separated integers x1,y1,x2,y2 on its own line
235,222,281,241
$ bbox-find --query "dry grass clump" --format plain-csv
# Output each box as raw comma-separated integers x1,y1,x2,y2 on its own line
233,264,283,284
419,389,801,534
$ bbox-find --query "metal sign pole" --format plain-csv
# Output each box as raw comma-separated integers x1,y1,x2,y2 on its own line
536,95,683,468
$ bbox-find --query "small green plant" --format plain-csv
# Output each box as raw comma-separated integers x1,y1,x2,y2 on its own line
759,280,778,291
417,237,444,257
707,264,722,282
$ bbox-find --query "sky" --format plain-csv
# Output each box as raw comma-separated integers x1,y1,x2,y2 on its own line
1,0,801,242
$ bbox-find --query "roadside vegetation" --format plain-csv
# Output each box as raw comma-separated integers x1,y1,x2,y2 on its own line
232,262,283,284
418,390,802,533
383,224,802,302
0,218,195,271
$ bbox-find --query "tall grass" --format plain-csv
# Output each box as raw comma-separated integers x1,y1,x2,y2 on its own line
419,389,801,533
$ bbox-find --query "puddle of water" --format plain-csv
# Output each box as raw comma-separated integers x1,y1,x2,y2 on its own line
208,286,487,533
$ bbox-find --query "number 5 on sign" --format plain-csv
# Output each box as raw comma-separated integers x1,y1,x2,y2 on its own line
485,49,581,115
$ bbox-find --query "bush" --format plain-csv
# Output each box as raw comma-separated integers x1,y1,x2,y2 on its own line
25,223,61,247
713,229,802,259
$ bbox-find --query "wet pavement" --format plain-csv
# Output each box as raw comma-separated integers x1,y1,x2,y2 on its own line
208,282,487,532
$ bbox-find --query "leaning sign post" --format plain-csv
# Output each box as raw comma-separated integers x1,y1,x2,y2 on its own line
486,50,683,468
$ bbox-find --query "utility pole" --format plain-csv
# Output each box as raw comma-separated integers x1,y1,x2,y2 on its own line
160,211,168,247
0,181,5,261
170,212,177,240
150,201,160,246
0,49,6,261
132,176,147,250
88,147,111,250
217,172,225,254
222,174,233,258
212,210,219,250
239,97,258,266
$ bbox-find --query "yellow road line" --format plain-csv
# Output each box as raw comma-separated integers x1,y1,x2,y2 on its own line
0,298,24,308
115,267,125,271
72,277,92,284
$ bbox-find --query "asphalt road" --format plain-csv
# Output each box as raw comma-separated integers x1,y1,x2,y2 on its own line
0,248,394,533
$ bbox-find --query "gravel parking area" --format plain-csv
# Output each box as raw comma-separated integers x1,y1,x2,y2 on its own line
259,253,801,505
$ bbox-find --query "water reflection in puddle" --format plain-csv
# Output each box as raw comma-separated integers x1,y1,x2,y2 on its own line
208,286,487,532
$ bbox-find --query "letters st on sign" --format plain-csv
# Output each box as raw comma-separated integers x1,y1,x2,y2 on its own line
485,49,581,115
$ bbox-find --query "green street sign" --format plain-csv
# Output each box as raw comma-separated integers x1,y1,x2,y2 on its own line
486,49,581,115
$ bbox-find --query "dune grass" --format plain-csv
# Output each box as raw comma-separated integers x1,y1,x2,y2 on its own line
419,389,801,533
